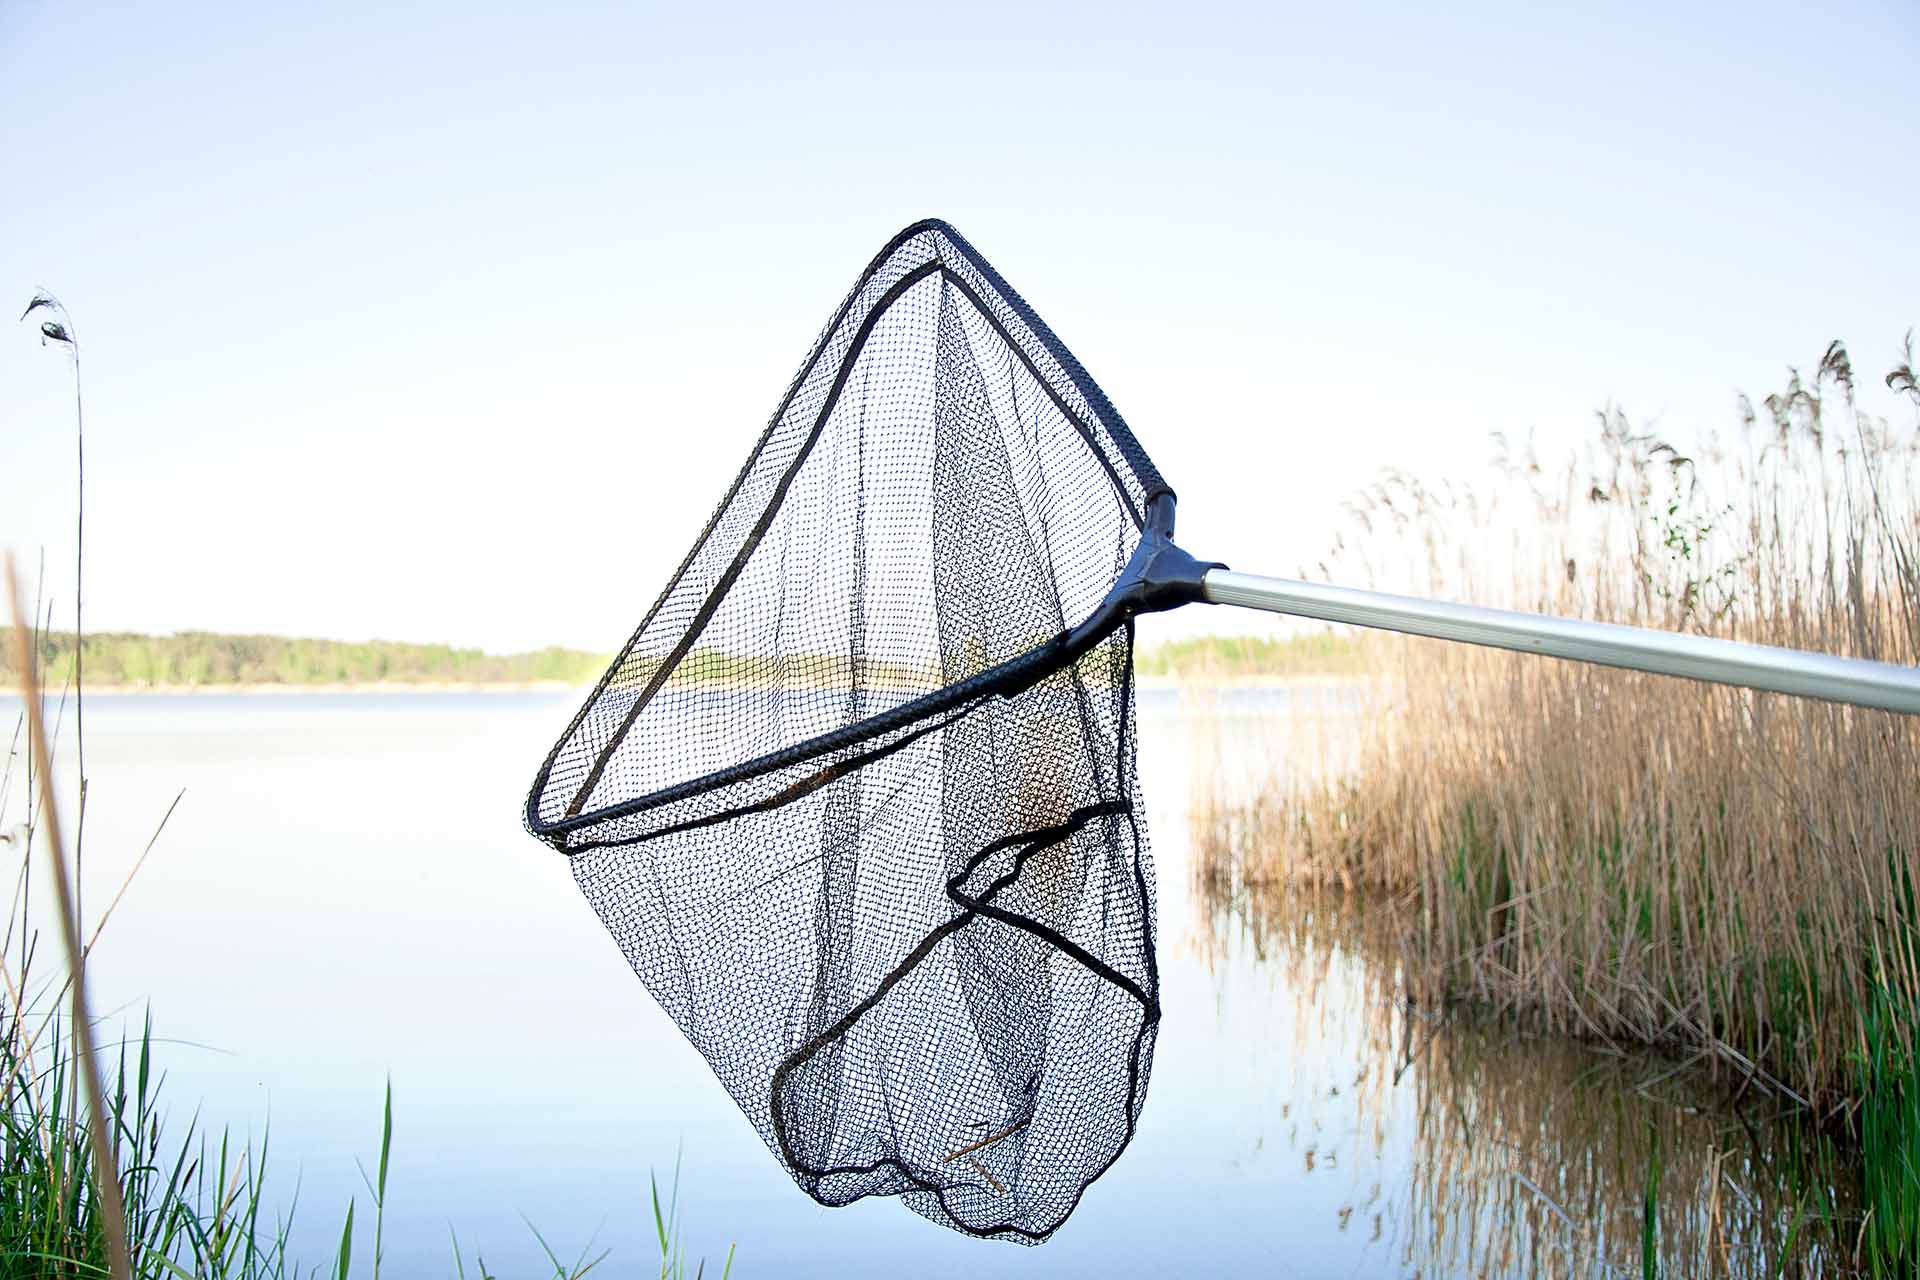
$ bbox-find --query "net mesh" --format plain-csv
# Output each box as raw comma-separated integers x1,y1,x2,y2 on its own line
526,220,1174,1242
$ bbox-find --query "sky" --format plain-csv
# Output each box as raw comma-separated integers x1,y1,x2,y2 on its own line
2,0,1916,653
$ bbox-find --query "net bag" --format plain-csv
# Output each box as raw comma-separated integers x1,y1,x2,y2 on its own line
525,220,1214,1242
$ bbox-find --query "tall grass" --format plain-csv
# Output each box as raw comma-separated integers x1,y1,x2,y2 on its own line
1195,340,1920,1272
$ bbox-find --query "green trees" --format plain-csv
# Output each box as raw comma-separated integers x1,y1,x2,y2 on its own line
0,631,608,689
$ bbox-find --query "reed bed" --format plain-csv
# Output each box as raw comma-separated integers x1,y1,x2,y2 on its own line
1194,340,1920,1271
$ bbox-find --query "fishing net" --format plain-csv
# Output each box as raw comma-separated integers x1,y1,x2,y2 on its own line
525,220,1213,1243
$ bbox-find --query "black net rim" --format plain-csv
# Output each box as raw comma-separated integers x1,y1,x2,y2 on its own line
526,219,1173,853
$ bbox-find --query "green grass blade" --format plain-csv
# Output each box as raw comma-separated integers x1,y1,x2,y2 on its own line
377,1078,392,1202
335,1197,354,1280
1776,1191,1808,1278
650,1169,668,1258
523,1213,570,1279
1641,1127,1662,1280
372,1079,392,1280
136,1012,151,1120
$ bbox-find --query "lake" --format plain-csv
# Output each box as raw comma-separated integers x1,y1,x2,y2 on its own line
3,689,1829,1276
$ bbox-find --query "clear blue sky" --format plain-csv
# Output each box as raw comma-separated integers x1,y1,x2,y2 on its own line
3,0,1915,652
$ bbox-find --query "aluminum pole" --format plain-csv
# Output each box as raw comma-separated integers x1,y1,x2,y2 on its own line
1200,569,1920,715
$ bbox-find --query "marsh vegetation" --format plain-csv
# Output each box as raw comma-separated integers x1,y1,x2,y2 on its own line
1193,340,1920,1274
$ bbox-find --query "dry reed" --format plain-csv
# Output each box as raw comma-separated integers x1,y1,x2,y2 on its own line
1197,339,1920,1115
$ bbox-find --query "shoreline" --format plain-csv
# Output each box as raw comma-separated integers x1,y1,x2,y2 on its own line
52,679,594,696
1136,672,1366,691
40,672,1369,697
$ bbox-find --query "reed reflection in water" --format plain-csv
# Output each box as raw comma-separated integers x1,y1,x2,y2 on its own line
1191,798,1861,1277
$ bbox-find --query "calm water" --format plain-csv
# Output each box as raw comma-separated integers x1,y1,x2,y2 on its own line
2,690,1827,1276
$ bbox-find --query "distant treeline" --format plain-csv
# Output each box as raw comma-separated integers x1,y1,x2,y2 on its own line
1136,632,1363,679
4,631,611,689
0,628,1361,690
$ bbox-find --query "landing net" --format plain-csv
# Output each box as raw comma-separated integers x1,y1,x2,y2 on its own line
526,220,1192,1242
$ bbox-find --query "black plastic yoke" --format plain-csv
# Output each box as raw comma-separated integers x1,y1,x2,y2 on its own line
1053,494,1223,659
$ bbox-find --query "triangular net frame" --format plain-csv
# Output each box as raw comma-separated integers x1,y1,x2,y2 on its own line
526,220,1173,1242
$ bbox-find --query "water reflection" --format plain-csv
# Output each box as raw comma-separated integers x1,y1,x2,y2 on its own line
1194,877,1857,1278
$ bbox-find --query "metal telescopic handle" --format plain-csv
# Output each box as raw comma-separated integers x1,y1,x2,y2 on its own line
1200,569,1920,716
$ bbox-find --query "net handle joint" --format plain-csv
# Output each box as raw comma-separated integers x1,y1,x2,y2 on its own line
1059,495,1226,656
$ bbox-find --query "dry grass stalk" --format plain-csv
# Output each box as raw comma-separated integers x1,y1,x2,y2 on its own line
941,1117,1030,1163
5,551,132,1280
